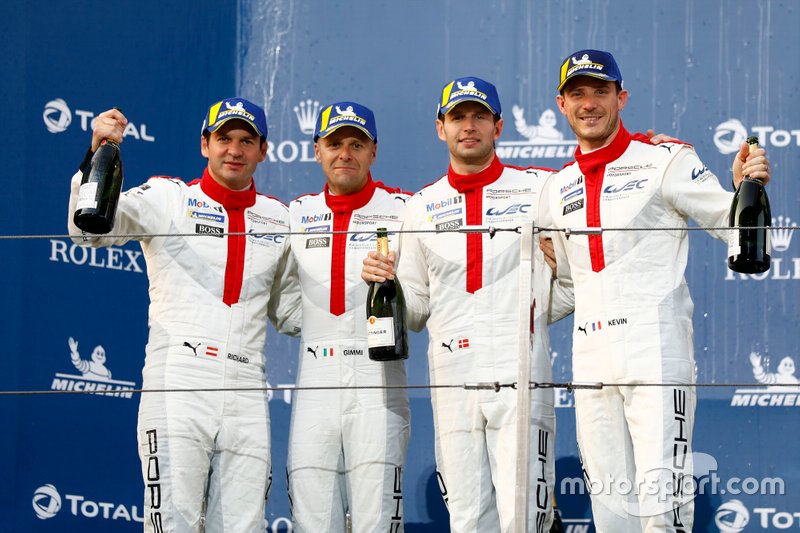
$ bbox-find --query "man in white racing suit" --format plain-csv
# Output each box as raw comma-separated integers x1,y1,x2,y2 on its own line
541,49,772,532
363,77,572,533
284,101,410,532
67,99,300,532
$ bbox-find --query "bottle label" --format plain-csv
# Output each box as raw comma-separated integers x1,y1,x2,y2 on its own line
76,182,99,210
766,229,772,255
727,229,740,258
367,316,395,348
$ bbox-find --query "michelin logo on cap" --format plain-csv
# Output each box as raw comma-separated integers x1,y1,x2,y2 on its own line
558,49,623,91
202,97,268,139
314,101,378,142
438,76,502,117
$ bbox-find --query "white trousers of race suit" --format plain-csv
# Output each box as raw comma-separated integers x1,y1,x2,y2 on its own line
137,347,271,533
432,377,555,532
287,341,409,533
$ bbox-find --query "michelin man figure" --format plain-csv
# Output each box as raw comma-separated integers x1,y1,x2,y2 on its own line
68,337,112,381
750,352,799,390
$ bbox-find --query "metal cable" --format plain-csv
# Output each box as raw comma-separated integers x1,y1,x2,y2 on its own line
2,381,797,396
1,222,791,397
0,225,793,241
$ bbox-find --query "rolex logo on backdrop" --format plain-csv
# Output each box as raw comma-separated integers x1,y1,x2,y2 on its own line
770,215,796,252
264,98,320,164
293,99,320,135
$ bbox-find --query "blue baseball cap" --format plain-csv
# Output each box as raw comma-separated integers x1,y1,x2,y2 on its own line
557,49,623,91
202,97,268,140
313,101,378,142
437,77,501,118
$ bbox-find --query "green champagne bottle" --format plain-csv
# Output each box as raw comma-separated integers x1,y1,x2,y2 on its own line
727,136,771,273
366,228,408,361
73,138,124,234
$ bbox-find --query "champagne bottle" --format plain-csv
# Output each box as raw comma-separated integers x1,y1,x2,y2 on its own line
367,228,408,361
727,136,771,273
73,138,124,234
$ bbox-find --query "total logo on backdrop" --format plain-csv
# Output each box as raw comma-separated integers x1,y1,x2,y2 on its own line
32,483,143,523
32,483,293,530
43,98,154,142
725,214,799,281
715,499,800,531
714,118,800,154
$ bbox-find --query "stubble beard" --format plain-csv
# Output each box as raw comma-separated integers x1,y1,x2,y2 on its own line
455,141,494,168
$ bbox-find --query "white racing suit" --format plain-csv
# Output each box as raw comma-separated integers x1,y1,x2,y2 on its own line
286,177,411,533
68,169,300,533
540,124,733,532
397,156,570,532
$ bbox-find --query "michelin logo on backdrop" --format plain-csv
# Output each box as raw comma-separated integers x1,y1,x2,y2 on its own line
495,105,577,161
725,214,799,281
43,98,154,142
714,118,800,153
50,337,136,399
32,484,143,523
730,351,800,407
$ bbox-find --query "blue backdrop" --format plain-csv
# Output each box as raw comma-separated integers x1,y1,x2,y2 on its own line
2,1,798,531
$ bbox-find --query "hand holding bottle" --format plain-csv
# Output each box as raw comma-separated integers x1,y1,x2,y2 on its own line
732,139,770,189
73,107,126,234
727,137,772,273
91,108,128,152
362,249,397,283
366,229,408,361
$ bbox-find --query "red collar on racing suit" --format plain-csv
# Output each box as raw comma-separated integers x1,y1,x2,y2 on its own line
323,174,377,316
447,155,504,293
199,169,257,305
573,123,650,272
